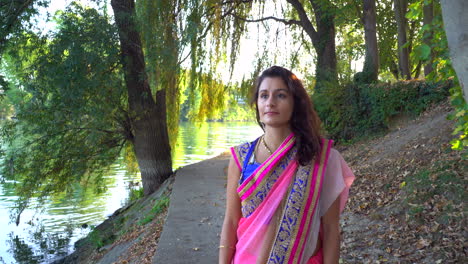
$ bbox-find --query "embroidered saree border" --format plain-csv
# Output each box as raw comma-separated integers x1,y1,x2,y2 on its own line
292,139,333,263
267,138,333,264
238,133,295,200
231,141,251,172
230,147,242,170
267,165,311,264
232,135,297,218
240,148,297,218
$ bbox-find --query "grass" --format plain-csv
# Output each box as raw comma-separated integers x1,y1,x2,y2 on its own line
128,187,145,203
402,157,466,222
138,196,170,226
87,229,105,249
86,215,127,249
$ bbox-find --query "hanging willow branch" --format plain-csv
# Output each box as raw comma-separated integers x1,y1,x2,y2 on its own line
230,14,301,26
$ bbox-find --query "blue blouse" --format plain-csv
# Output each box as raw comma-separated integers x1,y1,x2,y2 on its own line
239,138,261,184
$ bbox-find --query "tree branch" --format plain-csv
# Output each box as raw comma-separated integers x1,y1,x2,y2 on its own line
230,13,301,26
220,0,254,5
286,0,319,45
197,2,240,43
178,48,192,65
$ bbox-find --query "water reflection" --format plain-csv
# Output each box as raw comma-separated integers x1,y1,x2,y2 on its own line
1,122,262,263
0,160,140,264
6,224,72,264
173,122,263,168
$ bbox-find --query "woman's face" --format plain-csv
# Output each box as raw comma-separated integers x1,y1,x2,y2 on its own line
257,77,294,129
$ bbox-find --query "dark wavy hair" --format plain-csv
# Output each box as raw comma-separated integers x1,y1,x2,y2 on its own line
252,66,323,165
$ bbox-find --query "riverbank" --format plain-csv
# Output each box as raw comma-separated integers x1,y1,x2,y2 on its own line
53,174,176,264
54,152,231,264
56,99,465,263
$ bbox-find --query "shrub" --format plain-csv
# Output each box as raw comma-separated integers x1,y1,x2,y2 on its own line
314,80,451,141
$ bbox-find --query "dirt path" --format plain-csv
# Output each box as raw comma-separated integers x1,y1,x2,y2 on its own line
338,101,466,263
152,155,228,263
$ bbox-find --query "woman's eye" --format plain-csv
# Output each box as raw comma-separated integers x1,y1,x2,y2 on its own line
260,94,268,99
278,93,287,98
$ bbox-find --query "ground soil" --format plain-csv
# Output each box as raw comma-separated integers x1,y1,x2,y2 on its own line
337,100,467,263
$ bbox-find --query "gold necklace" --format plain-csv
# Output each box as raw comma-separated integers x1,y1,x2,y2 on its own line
262,135,273,155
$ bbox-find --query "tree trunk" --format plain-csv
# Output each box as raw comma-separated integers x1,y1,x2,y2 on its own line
111,0,172,195
362,0,379,82
311,0,338,91
394,0,411,80
423,1,434,76
441,0,468,103
286,0,338,92
412,60,422,79
390,59,399,79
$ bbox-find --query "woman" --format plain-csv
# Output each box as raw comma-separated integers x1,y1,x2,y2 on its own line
219,66,355,264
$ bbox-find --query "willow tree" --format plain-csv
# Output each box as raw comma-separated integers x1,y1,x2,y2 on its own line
106,0,247,195
0,0,251,221
220,0,339,92
134,0,254,125
135,0,180,147
111,0,173,195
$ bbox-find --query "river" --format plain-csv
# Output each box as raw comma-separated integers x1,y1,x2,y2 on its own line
0,122,263,264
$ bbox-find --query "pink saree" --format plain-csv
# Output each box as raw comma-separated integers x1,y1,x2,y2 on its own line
230,133,354,264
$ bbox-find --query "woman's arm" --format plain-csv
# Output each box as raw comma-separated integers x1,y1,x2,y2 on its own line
322,195,341,264
219,156,242,264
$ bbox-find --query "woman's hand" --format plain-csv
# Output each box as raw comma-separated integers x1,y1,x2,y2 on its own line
322,195,341,264
219,156,242,264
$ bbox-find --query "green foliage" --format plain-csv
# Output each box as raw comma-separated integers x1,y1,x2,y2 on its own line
134,0,255,143
314,80,451,141
86,225,118,249
136,0,182,145
196,73,226,121
407,0,434,77
413,43,431,61
0,3,127,218
336,24,365,83
407,0,468,152
128,187,144,203
87,229,105,249
201,79,255,122
376,0,398,80
177,70,254,122
84,216,126,250
446,85,468,153
221,100,255,122
0,0,49,55
138,195,169,226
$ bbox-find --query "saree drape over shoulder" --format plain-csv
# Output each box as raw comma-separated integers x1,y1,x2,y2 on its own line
230,133,355,264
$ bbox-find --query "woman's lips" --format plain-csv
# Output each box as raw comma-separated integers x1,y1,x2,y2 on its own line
265,112,279,115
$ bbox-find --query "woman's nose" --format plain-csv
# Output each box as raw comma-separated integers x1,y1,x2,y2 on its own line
266,95,275,106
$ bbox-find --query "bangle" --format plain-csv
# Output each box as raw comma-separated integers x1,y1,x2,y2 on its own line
219,245,235,250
